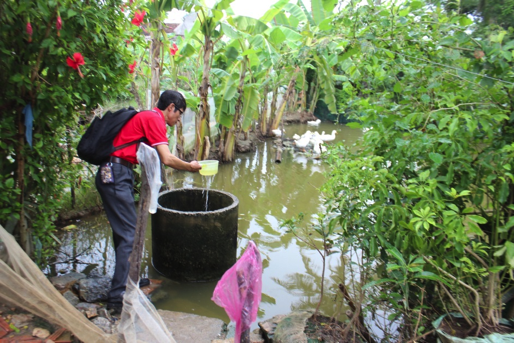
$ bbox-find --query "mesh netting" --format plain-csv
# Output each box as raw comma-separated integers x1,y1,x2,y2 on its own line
119,279,175,342
0,225,115,342
0,225,176,343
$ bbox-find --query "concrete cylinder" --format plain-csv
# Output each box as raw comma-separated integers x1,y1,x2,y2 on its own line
151,188,239,282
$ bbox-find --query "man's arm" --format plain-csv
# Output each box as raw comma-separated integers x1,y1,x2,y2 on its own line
155,144,202,172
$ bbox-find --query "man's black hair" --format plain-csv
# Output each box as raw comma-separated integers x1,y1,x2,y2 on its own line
157,90,186,112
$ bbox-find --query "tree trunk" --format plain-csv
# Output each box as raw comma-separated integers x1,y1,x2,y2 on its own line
484,272,499,324
267,91,278,136
221,60,247,162
308,77,319,114
201,136,211,160
260,84,269,136
16,109,31,255
290,88,297,113
309,87,319,114
176,120,185,159
150,24,162,108
128,165,151,283
131,81,143,110
223,130,235,162
218,126,226,160
300,72,307,112
272,66,300,130
195,35,212,160
66,128,75,209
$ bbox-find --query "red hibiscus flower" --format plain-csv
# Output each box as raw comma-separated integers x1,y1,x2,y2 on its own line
170,43,178,56
56,16,62,36
129,61,137,74
66,52,85,78
26,22,33,42
131,10,146,26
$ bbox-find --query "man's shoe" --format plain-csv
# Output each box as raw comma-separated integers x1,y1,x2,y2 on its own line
139,278,150,288
107,301,123,315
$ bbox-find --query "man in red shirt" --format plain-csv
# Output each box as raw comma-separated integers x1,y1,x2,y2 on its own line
95,90,201,312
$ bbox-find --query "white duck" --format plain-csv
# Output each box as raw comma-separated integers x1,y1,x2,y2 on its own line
320,130,337,141
292,133,301,140
312,137,327,155
307,119,321,126
309,131,321,145
294,135,311,148
271,129,284,137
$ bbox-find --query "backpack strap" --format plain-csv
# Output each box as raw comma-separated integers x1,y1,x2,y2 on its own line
113,137,148,151
113,109,156,151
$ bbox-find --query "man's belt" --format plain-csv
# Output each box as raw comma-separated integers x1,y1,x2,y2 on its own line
104,156,134,169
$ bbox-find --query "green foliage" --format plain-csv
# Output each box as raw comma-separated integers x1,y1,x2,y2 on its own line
240,85,260,131
318,0,514,337
0,0,136,258
433,0,514,30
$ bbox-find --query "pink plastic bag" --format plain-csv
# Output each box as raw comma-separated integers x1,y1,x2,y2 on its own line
211,241,262,343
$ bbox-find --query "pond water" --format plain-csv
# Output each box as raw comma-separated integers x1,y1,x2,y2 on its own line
48,122,365,330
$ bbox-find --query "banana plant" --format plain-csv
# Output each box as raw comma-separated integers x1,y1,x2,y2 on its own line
271,65,301,130
213,16,268,161
259,0,338,130
185,0,233,160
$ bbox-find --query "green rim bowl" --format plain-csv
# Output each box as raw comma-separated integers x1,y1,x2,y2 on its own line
198,160,219,176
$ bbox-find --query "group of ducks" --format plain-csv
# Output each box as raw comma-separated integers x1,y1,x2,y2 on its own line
270,118,338,156
292,130,337,154
271,127,337,155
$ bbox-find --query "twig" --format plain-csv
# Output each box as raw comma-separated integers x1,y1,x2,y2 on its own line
338,284,377,343
424,257,480,302
407,329,435,343
412,288,425,337
287,227,325,315
440,282,473,326
425,256,479,330
37,74,52,85
440,45,474,52
49,260,94,265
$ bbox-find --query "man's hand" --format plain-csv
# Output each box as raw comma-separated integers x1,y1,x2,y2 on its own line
156,145,203,172
189,161,202,172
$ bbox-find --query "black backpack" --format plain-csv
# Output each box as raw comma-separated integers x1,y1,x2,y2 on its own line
77,107,144,165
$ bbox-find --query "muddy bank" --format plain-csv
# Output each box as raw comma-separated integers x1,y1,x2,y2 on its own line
57,205,103,225
283,110,318,124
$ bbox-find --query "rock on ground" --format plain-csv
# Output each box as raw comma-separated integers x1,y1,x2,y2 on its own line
48,272,86,291
158,310,227,343
259,311,312,343
75,276,110,302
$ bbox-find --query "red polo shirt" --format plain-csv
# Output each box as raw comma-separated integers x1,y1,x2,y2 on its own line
111,108,168,164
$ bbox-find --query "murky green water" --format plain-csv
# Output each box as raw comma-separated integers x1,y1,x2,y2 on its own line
49,122,363,329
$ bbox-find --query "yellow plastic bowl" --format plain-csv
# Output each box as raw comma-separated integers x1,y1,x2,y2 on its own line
198,160,219,176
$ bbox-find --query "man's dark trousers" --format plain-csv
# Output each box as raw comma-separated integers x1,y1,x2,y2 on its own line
95,162,137,302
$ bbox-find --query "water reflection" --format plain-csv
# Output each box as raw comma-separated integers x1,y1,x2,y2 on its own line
49,123,362,329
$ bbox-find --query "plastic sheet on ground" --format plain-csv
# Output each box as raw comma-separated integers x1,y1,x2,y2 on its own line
212,241,262,343
118,278,176,343
137,143,162,214
432,314,514,342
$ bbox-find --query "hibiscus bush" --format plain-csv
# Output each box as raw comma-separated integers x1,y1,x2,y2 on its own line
0,0,140,258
